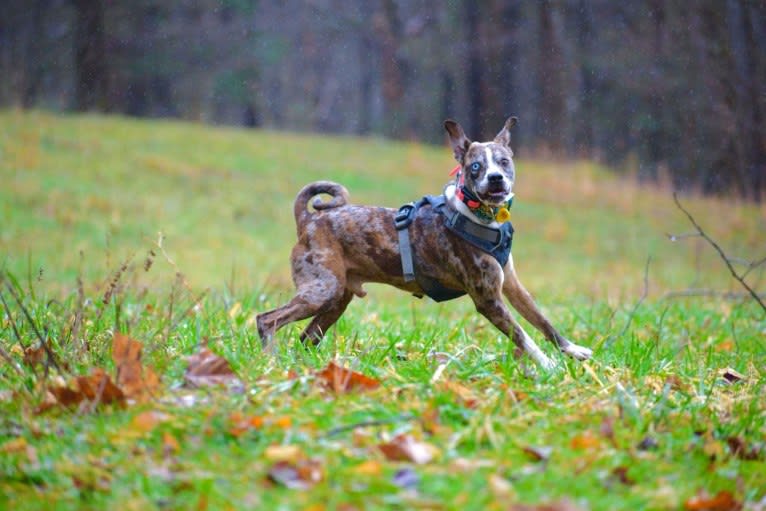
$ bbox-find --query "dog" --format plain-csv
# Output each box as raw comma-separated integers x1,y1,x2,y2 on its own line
256,117,592,369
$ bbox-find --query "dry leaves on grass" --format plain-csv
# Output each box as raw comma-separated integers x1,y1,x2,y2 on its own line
267,459,324,490
112,333,160,402
184,345,242,389
39,368,125,412
508,500,584,511
315,361,380,393
684,490,742,511
378,434,439,464
37,333,161,412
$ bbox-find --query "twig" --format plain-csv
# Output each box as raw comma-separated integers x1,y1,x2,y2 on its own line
742,254,766,280
3,280,64,374
322,413,416,438
662,289,766,300
672,193,766,315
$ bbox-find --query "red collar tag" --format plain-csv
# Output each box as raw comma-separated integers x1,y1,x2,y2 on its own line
449,164,461,176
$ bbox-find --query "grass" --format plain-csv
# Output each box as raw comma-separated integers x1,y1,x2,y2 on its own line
0,110,765,510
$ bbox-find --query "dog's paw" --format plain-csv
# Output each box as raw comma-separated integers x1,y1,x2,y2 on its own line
562,343,593,361
535,353,559,372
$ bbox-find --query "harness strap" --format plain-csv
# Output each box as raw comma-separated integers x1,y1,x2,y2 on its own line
394,201,421,282
393,195,514,301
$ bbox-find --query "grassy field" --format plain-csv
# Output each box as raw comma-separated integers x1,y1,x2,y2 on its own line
0,111,764,510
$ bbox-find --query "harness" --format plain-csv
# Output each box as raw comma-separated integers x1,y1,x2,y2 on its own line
394,195,514,302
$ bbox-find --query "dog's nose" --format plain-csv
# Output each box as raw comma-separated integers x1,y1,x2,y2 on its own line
488,173,504,184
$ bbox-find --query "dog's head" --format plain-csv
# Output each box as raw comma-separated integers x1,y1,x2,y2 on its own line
444,117,517,207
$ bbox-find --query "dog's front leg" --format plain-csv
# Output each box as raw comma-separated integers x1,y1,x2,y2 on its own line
502,257,592,361
471,293,556,370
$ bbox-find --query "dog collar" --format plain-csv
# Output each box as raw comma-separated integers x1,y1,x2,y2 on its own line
450,165,513,224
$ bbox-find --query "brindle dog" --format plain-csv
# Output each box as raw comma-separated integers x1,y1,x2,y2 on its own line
256,118,592,369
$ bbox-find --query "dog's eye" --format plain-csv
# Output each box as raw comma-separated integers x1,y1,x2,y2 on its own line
470,162,481,172
500,159,510,166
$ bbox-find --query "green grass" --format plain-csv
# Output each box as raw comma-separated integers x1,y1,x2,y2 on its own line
1,111,764,510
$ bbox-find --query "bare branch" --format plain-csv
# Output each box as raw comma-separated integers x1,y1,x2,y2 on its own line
666,231,702,241
662,289,766,300
672,193,766,315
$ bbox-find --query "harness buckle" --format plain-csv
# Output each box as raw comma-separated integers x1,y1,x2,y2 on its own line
394,203,416,230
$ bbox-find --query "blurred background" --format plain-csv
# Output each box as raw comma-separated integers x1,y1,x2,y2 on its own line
1,0,764,200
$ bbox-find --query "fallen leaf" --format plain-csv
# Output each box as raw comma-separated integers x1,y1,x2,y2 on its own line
508,500,584,511
715,339,735,352
351,460,383,476
637,435,659,451
392,467,419,490
378,434,439,464
610,466,635,486
112,333,160,401
162,431,180,455
315,361,380,393
488,473,514,498
23,345,45,367
264,444,303,463
184,346,242,389
267,459,323,490
726,436,763,461
599,416,615,443
41,368,126,411
570,431,600,450
720,368,745,384
450,457,495,472
227,411,264,437
129,410,171,434
684,490,742,511
0,437,28,453
522,445,552,462
439,380,479,408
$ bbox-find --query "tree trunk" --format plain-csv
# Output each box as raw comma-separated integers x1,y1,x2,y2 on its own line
464,0,483,139
72,0,107,111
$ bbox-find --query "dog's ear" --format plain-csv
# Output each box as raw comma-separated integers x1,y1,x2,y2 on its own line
444,119,472,163
494,116,518,147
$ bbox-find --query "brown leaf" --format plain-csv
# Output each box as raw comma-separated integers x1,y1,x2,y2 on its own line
227,411,264,437
378,434,439,464
267,459,323,490
599,416,615,443
570,431,600,450
726,436,763,461
264,444,304,463
611,466,635,486
184,346,241,388
684,490,742,511
508,500,584,511
112,333,160,401
439,380,479,408
23,345,46,367
522,445,553,462
42,369,126,411
720,368,745,384
488,473,514,498
315,361,380,393
162,431,180,456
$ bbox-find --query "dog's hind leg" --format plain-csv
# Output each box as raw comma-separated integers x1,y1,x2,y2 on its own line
502,259,592,361
256,261,347,347
299,290,353,345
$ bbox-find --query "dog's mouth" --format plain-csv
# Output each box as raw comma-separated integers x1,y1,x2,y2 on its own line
478,186,512,205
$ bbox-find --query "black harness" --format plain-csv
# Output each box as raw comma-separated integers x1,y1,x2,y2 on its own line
394,195,514,302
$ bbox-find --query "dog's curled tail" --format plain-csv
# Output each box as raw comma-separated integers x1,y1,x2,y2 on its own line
293,181,350,230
